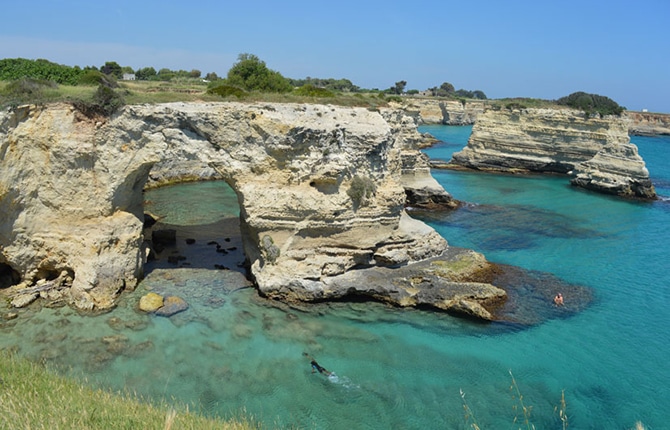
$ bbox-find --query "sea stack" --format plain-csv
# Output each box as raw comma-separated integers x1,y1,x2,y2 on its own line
450,108,656,199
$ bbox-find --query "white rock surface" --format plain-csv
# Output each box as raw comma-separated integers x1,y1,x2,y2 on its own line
451,108,656,198
1,102,455,310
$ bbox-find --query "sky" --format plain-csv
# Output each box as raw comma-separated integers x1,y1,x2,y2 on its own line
1,0,669,113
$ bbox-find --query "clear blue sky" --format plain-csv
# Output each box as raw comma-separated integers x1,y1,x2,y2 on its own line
1,0,669,112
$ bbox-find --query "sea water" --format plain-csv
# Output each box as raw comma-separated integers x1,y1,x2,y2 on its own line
1,126,669,429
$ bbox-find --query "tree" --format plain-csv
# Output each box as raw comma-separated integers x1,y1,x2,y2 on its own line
205,72,219,81
189,69,201,78
440,82,455,94
454,89,473,98
225,53,291,93
157,68,174,81
427,82,456,97
393,80,407,95
100,61,123,79
556,91,624,116
135,67,157,80
472,90,487,100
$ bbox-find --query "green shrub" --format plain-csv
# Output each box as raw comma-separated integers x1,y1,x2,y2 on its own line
78,70,118,88
293,84,335,98
347,175,377,208
0,78,58,106
72,84,125,117
260,235,280,264
207,83,247,99
224,53,292,93
556,91,624,116
0,58,83,85
4,77,57,94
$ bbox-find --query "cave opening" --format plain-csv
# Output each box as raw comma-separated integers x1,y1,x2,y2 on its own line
0,262,20,289
141,176,249,278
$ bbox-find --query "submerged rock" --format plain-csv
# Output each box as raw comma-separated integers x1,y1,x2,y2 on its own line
155,296,189,317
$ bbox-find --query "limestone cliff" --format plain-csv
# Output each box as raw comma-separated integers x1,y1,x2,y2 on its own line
0,102,503,317
624,111,670,136
399,99,485,125
450,108,656,199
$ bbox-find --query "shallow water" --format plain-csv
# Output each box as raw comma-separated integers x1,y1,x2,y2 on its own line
1,126,669,429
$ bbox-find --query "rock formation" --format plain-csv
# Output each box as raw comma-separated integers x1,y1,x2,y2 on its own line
624,111,670,136
399,99,485,125
450,108,656,199
0,102,503,318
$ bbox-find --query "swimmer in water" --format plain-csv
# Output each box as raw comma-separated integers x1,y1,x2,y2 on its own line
302,352,332,376
554,293,564,306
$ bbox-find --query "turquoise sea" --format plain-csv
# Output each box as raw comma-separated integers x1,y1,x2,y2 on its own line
1,125,669,429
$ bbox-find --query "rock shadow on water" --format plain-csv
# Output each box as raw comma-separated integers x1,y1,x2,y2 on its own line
415,202,605,251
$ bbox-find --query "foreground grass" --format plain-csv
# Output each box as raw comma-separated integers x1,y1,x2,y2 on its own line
0,350,256,430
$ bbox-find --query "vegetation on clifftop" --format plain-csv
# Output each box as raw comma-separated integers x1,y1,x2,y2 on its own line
0,56,629,119
556,91,625,116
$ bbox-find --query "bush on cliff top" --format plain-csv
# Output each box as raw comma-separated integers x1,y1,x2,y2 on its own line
0,58,84,85
222,53,292,93
0,77,60,107
71,84,126,117
207,83,247,99
293,84,335,98
557,91,625,116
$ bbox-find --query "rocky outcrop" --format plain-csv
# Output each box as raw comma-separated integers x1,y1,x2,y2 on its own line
624,111,670,136
399,98,485,125
450,108,656,199
0,102,503,318
381,110,459,209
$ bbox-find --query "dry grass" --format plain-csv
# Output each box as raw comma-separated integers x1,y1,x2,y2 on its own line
0,350,257,430
0,77,396,110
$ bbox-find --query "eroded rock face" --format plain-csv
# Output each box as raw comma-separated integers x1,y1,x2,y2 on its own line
624,111,670,136
400,99,485,125
450,108,656,199
1,102,493,313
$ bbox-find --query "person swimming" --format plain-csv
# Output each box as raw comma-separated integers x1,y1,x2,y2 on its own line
554,292,564,306
303,352,332,376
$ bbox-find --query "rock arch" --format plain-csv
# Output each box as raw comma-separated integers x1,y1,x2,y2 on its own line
1,102,474,312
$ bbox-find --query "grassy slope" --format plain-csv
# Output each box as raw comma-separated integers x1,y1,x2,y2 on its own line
0,351,256,430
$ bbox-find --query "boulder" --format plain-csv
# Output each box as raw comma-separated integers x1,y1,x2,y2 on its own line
138,292,164,312
11,293,39,308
